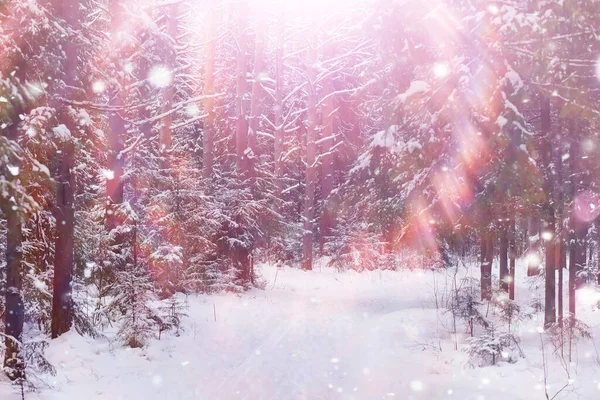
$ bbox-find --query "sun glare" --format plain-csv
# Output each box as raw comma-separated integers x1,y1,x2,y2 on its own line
433,62,450,78
148,66,173,88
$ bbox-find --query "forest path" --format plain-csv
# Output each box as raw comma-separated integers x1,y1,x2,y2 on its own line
192,265,457,400
33,264,459,400
6,263,598,400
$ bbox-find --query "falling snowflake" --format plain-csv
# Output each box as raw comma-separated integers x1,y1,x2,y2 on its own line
92,80,106,94
541,231,553,241
148,66,173,88
124,63,135,74
7,165,19,176
103,169,115,180
186,103,201,117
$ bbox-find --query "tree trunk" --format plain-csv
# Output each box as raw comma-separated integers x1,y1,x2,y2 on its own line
555,124,565,327
248,14,265,171
540,95,556,328
509,218,516,300
568,119,584,318
106,0,126,234
302,35,318,271
52,141,76,338
319,63,336,253
273,18,284,202
202,10,217,178
480,229,493,301
499,225,509,293
159,3,178,157
557,228,564,326
3,123,25,380
51,0,79,339
200,8,217,178
597,222,600,286
233,5,251,280
527,216,541,276
235,6,248,175
543,214,556,328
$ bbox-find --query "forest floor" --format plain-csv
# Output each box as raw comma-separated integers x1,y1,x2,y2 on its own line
2,260,600,399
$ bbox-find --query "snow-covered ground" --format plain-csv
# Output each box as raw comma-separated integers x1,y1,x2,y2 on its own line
2,261,600,399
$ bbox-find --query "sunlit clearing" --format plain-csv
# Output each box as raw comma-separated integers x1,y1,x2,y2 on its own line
148,65,173,88
410,380,424,392
578,286,600,307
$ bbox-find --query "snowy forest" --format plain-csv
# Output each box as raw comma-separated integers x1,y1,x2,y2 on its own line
2,0,600,398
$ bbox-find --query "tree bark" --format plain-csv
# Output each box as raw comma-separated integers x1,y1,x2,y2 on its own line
499,224,509,293
248,14,265,170
319,58,336,253
509,216,516,300
540,95,556,328
597,222,600,286
555,124,565,327
159,3,178,158
202,6,217,179
52,141,76,338
3,123,25,380
302,35,318,271
480,229,493,301
527,216,541,276
106,0,126,233
273,19,284,202
233,5,251,281
235,6,249,175
51,0,79,338
568,119,584,318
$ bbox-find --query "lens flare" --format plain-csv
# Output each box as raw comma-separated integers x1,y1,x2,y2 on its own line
573,190,600,222
433,63,450,78
148,66,173,88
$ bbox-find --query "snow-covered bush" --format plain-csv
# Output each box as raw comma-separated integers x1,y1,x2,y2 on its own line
546,317,592,363
447,277,489,337
156,296,187,339
325,215,385,271
106,264,158,348
492,293,531,332
465,327,523,367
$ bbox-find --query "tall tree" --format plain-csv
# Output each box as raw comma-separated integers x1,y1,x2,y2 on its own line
301,32,318,271
51,0,79,338
540,94,556,328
